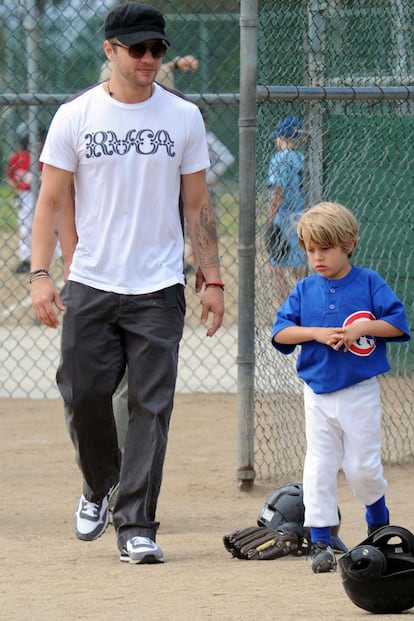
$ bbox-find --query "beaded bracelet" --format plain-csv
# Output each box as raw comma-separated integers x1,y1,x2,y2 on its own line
28,269,50,284
204,282,225,290
29,273,50,284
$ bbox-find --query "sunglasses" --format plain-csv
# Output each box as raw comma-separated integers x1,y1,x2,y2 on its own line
112,41,167,59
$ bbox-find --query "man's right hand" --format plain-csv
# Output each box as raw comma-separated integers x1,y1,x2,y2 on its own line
31,278,66,328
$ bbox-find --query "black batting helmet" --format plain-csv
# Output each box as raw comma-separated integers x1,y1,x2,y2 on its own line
257,482,347,552
339,525,414,613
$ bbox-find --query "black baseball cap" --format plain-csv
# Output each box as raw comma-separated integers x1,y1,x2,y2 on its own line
104,3,170,46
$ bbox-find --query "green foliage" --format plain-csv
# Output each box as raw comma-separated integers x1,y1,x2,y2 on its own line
0,185,18,232
258,0,414,85
10,4,241,95
153,0,239,12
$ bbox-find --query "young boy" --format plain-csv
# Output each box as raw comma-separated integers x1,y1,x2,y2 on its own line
271,202,410,573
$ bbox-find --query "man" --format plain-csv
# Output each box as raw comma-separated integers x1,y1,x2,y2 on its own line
93,47,202,458
30,2,224,565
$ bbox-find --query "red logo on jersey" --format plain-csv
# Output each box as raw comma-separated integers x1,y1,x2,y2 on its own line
343,311,376,356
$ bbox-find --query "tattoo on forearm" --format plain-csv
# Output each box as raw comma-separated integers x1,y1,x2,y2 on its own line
195,203,219,267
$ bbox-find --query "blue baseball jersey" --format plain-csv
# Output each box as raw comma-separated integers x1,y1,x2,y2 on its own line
267,149,305,268
271,265,410,394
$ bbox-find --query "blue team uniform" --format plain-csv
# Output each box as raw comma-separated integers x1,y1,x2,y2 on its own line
267,149,306,268
271,265,410,394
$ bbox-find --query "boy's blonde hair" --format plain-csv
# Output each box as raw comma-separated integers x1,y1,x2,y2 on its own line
297,202,359,257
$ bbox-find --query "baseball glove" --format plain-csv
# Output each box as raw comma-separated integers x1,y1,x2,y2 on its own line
223,525,305,560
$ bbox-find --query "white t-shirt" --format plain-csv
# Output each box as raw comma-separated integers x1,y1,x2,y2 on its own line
41,83,210,294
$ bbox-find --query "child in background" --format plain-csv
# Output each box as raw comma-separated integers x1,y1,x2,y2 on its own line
271,202,410,573
266,115,306,301
6,127,33,273
6,125,48,273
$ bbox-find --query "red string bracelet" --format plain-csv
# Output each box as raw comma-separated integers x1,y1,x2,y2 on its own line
204,282,225,290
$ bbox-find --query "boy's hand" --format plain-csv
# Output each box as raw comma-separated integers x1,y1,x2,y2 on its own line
314,327,346,349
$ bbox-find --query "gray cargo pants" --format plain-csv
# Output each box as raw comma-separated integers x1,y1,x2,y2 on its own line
57,280,185,548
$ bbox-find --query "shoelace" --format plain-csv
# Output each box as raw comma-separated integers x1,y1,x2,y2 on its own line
80,498,100,519
129,536,154,549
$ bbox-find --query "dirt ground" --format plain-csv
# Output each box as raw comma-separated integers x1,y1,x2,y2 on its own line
1,394,414,621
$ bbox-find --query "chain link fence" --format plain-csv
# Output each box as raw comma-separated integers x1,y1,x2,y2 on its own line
1,0,414,484
254,0,414,482
0,0,239,397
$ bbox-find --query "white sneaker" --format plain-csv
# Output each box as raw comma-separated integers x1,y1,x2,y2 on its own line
120,536,164,564
74,484,118,541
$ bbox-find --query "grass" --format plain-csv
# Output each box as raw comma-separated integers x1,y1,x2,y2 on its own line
0,184,18,231
216,192,239,236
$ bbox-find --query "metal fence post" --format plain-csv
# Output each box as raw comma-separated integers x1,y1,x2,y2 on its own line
237,0,257,490
24,0,40,200
307,0,325,206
